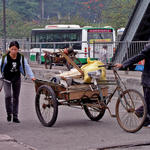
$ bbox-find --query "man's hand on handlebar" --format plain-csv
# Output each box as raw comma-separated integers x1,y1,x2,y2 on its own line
114,63,123,68
98,63,123,69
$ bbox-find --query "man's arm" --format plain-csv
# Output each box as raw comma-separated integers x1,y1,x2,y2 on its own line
122,44,150,68
115,44,150,69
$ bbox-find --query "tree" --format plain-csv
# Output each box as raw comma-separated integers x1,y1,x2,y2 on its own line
44,0,76,20
101,0,136,29
0,9,21,38
0,9,40,38
7,0,39,21
0,0,138,38
77,0,112,23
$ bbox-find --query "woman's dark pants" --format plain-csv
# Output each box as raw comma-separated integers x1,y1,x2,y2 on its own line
3,78,21,118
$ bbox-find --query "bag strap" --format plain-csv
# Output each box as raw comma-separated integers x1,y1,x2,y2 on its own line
1,54,7,74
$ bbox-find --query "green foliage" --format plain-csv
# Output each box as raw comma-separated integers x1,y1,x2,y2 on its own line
44,0,87,20
0,0,137,38
59,14,88,27
0,9,22,37
7,0,39,20
101,0,136,29
0,9,40,38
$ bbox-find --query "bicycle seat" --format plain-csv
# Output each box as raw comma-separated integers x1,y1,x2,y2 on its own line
88,70,101,79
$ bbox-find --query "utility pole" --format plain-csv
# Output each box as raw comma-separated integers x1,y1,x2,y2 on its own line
2,0,6,53
40,0,44,19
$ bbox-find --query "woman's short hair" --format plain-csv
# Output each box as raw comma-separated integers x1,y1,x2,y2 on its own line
9,41,20,49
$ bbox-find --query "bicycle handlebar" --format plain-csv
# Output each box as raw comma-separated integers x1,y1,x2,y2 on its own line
98,63,116,69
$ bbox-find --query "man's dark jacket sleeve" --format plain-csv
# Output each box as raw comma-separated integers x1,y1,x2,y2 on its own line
122,44,150,87
122,44,150,68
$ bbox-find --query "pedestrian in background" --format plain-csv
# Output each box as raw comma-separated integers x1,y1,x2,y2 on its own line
0,41,36,123
36,52,40,64
99,45,107,64
115,43,150,127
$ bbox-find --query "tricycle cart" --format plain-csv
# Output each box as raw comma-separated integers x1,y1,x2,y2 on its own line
35,79,108,126
34,63,147,133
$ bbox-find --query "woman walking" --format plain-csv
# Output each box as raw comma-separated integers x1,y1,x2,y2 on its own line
0,41,35,123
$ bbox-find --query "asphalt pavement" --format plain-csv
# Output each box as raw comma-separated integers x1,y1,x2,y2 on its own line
0,64,149,150
0,134,37,150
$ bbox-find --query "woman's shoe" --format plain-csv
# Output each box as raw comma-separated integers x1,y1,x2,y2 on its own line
13,118,20,123
7,115,11,122
143,119,150,127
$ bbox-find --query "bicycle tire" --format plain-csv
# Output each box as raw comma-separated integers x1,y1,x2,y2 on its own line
83,94,106,121
35,85,58,127
116,89,147,133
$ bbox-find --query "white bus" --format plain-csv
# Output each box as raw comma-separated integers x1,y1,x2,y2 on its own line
30,24,82,62
82,26,116,63
30,25,116,63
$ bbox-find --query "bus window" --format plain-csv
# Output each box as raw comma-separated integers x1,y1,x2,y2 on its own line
88,32,113,42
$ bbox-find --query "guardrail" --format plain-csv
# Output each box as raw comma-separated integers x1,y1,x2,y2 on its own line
0,40,149,66
113,41,149,63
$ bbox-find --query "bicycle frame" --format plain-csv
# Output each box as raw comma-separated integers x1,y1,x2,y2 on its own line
93,65,135,117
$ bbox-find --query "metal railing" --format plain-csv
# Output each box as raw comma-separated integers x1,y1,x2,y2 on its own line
113,41,149,63
0,40,148,65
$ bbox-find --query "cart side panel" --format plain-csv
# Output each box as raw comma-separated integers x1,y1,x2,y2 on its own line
34,79,66,99
68,88,108,100
60,84,108,100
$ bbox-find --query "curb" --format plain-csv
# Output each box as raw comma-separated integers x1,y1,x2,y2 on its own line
0,134,37,150
89,141,150,150
0,134,15,142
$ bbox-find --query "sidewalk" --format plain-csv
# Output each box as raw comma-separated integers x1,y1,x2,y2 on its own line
0,134,37,150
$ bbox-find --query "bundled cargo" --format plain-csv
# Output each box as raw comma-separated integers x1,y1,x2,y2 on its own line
81,58,106,83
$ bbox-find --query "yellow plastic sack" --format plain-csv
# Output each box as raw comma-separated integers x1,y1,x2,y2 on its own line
81,58,106,83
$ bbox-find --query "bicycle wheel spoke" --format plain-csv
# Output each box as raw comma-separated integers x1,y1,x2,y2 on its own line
35,85,58,127
132,114,140,127
45,108,51,123
122,113,130,127
90,107,99,116
116,89,147,133
83,95,106,121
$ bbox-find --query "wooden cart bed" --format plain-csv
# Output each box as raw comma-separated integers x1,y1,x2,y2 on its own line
35,79,108,101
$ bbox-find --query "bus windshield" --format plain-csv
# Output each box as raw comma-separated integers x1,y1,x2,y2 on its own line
87,29,113,43
31,29,82,49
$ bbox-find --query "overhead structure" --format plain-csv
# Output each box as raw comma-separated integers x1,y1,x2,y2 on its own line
113,0,150,63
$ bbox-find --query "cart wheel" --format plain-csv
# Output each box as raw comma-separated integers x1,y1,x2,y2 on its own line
35,85,58,127
66,57,82,71
83,94,106,121
116,89,147,133
45,55,52,69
